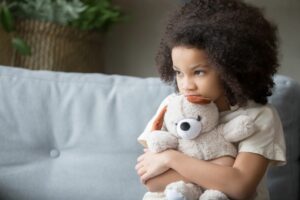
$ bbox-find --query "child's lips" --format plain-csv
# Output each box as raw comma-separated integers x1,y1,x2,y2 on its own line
184,95,211,104
184,94,199,96
184,93,200,96
184,94,209,99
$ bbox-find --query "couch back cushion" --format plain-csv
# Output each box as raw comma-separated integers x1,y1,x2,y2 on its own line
267,75,300,200
0,65,173,199
0,65,299,199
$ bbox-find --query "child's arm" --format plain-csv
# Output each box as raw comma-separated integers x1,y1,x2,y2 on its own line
140,150,268,200
144,156,234,192
145,169,189,192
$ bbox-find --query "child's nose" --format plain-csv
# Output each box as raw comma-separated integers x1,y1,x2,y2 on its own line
182,77,196,90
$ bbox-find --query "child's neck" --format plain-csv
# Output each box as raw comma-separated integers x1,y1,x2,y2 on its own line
215,96,231,112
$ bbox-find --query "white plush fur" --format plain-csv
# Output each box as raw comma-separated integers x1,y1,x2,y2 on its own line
145,95,256,200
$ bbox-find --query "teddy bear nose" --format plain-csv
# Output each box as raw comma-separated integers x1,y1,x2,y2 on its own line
180,122,190,131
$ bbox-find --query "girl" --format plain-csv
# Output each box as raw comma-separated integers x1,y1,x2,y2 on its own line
136,0,286,199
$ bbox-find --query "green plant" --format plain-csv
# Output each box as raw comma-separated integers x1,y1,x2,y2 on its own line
71,0,124,32
12,0,87,25
0,0,31,55
0,0,125,55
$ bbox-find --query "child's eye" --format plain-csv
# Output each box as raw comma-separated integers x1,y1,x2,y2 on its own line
194,70,205,76
174,70,182,76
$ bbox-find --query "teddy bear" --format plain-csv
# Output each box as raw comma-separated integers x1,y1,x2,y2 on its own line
143,94,256,200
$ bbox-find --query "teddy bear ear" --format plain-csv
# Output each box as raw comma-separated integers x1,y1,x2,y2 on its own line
186,95,211,104
151,105,167,131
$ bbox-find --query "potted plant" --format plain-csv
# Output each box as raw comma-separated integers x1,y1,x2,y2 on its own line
0,0,125,72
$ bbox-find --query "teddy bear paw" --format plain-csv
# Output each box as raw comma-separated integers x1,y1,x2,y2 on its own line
147,131,178,153
165,189,186,200
165,181,201,200
199,189,229,200
238,115,256,139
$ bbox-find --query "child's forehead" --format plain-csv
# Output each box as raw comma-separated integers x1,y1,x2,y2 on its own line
171,46,212,68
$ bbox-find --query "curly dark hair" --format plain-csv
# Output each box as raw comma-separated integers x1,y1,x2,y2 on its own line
156,0,279,106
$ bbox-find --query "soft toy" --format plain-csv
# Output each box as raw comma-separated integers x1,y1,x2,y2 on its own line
143,94,256,200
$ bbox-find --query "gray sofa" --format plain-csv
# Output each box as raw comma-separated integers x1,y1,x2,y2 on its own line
0,65,299,200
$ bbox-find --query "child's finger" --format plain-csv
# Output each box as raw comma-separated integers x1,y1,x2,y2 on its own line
137,154,144,162
139,168,147,177
141,172,149,184
135,162,143,171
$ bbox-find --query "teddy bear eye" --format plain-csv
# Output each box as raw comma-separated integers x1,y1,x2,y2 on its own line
197,115,202,121
176,118,202,140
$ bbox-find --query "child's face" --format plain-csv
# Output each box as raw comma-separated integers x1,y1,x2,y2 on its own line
171,46,228,110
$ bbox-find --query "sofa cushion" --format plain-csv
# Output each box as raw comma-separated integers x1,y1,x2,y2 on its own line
0,65,173,200
267,75,300,200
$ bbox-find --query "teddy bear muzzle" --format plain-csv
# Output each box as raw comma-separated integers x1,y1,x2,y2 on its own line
176,117,202,140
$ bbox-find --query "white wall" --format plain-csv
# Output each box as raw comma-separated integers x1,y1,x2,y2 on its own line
105,0,300,82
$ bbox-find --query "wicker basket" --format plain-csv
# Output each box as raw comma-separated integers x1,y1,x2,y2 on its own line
10,20,104,72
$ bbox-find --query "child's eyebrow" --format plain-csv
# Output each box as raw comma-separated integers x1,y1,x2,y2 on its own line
173,64,209,70
190,64,209,70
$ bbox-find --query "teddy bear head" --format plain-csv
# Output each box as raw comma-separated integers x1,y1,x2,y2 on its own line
163,95,219,140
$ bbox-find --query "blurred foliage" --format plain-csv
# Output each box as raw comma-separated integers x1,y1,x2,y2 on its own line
0,0,126,55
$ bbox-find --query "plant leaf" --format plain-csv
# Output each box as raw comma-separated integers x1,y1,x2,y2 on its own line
12,37,31,56
0,5,14,32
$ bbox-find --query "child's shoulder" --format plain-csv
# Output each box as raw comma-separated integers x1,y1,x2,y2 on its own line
220,100,280,124
237,101,286,166
243,101,280,122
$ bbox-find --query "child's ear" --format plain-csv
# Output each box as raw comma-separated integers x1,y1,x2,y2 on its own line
151,105,167,131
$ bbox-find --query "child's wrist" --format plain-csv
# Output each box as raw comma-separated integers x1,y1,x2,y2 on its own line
164,149,179,168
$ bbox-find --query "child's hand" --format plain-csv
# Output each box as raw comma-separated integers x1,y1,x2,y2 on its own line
135,149,171,184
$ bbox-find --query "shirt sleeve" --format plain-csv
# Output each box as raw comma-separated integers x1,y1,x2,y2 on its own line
137,93,175,147
238,104,286,166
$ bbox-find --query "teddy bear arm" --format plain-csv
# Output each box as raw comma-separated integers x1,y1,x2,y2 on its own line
147,130,178,153
221,115,256,142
